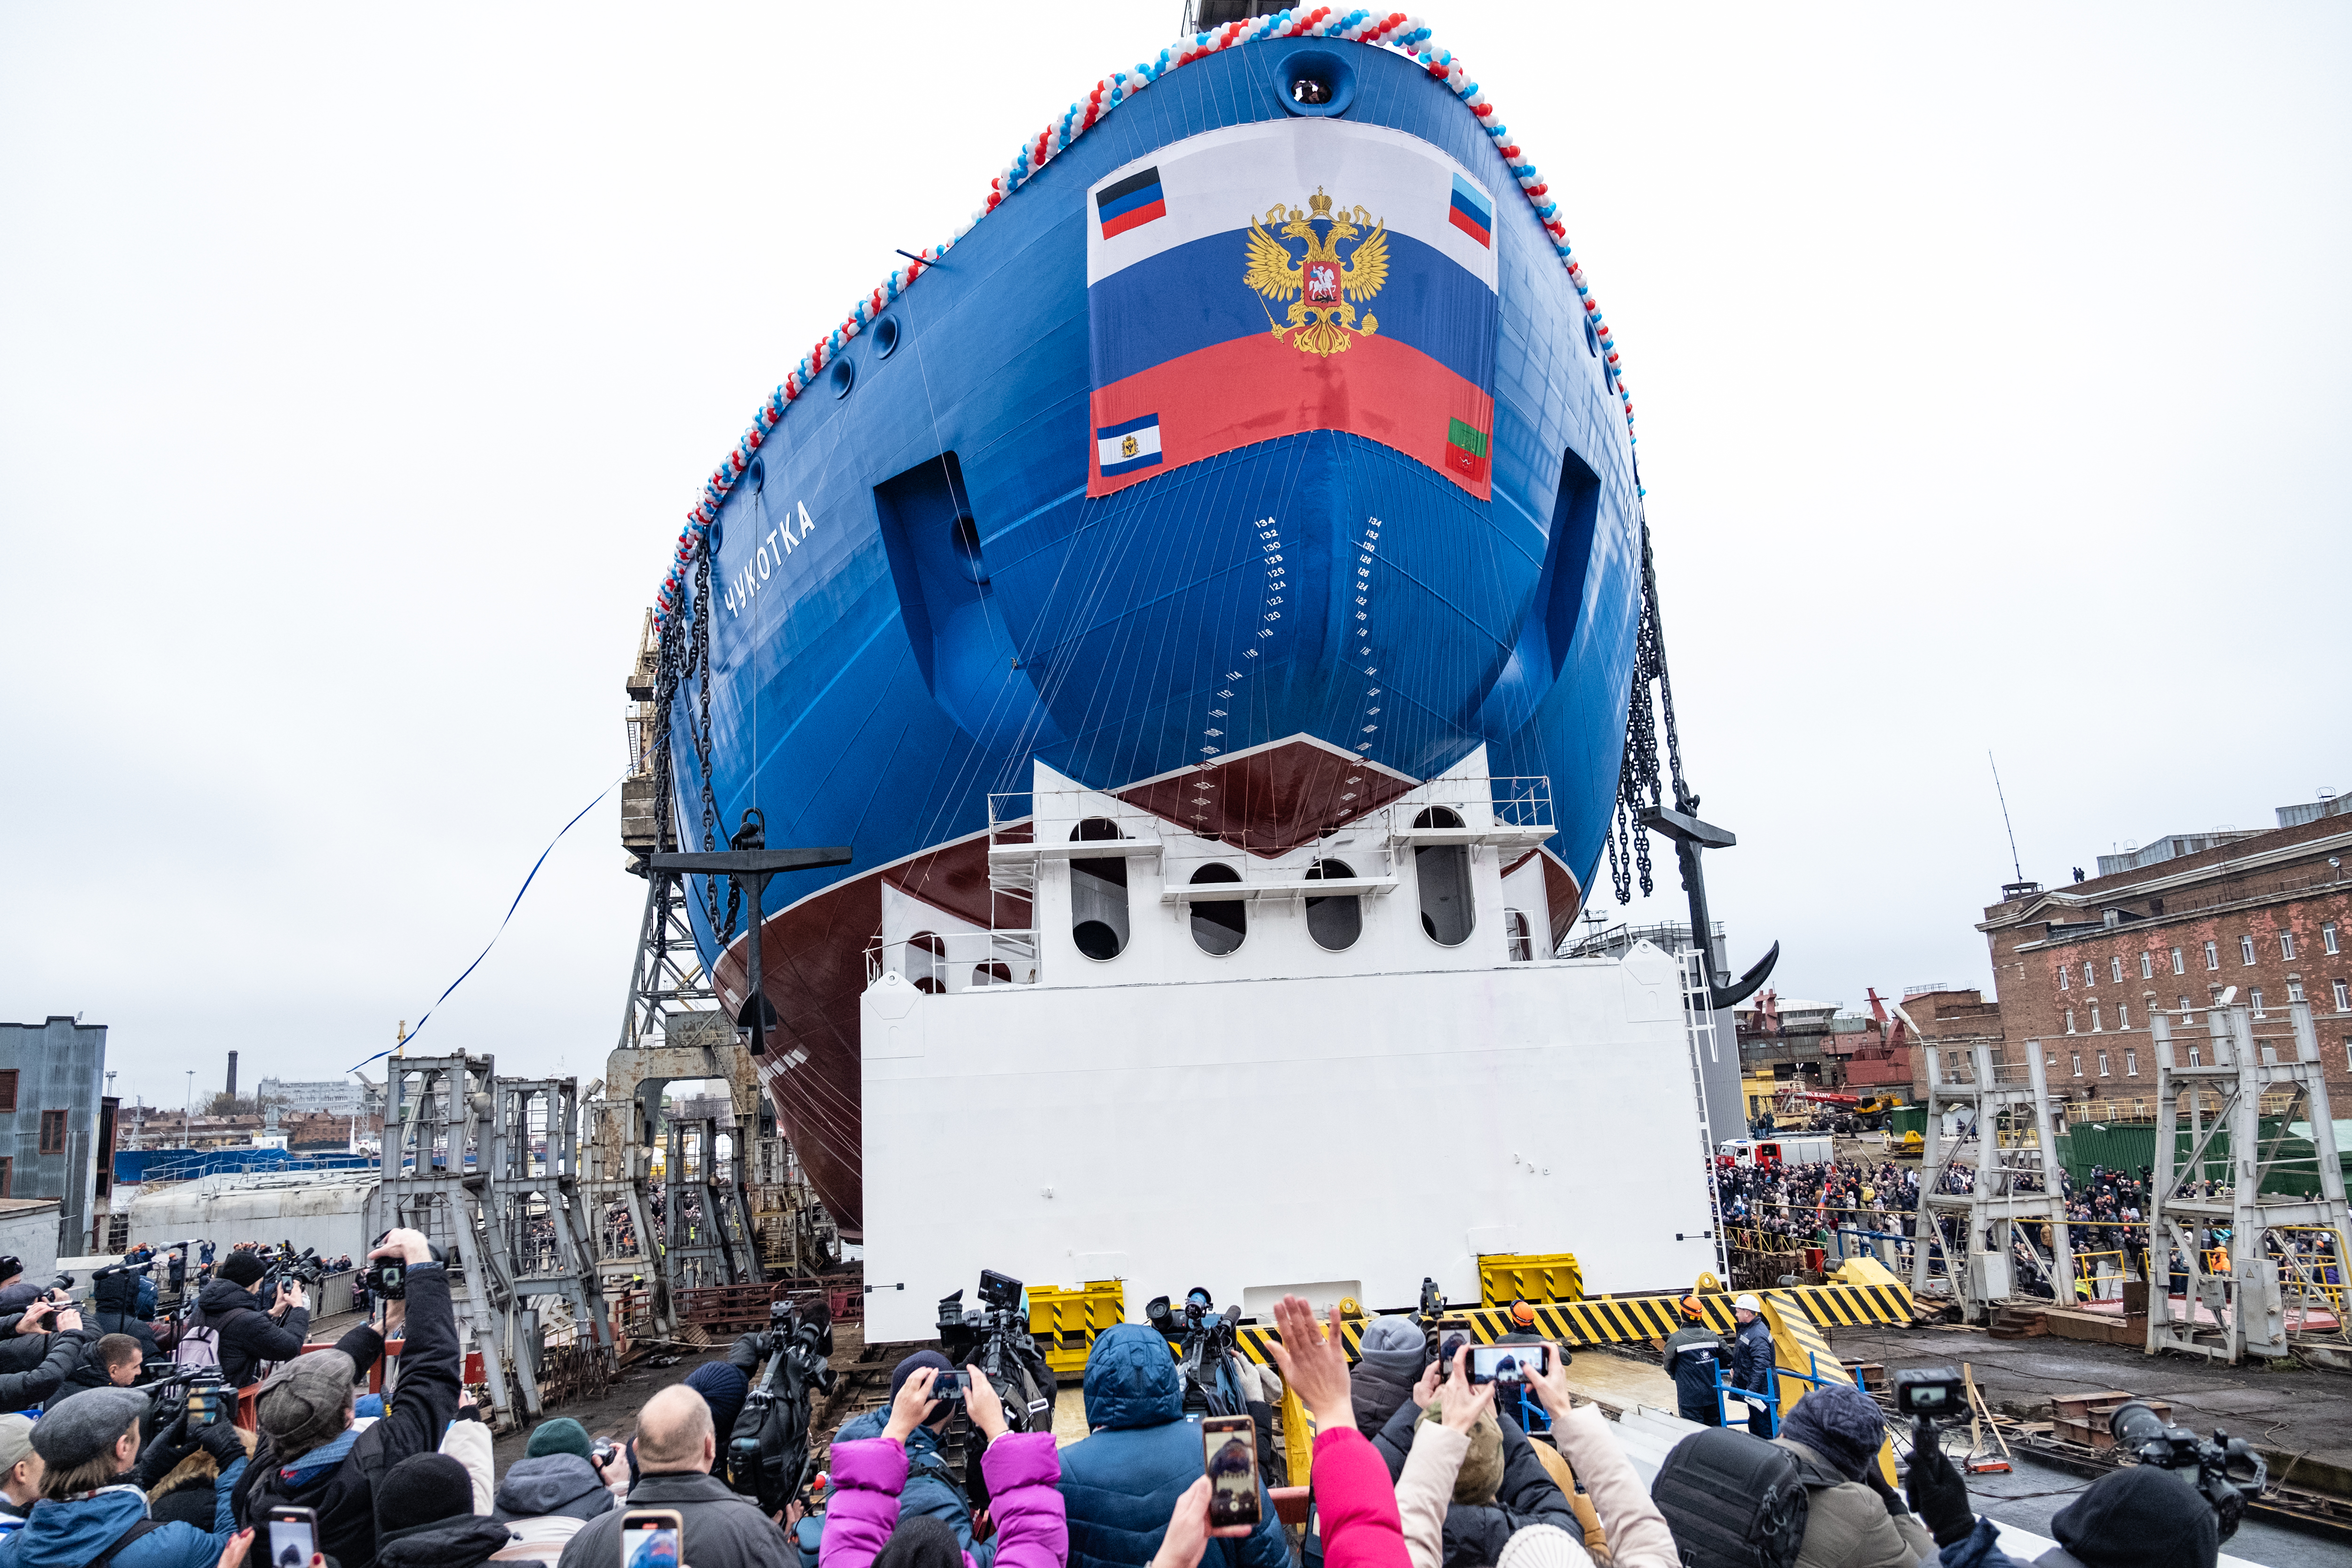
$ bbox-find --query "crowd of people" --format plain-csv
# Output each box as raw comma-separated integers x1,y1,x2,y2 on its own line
0,1227,2235,1568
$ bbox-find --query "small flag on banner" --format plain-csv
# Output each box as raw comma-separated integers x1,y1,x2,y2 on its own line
1095,166,1166,240
1446,172,1493,247
1443,416,1489,483
1097,414,1163,477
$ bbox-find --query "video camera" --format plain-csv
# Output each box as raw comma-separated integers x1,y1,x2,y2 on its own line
2109,1399,2266,1542
722,1295,837,1516
144,1363,230,1428
1145,1287,1245,1419
934,1270,1057,1496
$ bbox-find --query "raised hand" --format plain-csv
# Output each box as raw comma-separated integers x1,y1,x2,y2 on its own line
1265,1295,1353,1434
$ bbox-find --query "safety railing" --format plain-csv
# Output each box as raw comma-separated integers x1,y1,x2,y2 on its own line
864,928,1040,991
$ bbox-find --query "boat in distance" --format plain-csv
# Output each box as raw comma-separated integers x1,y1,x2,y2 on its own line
637,13,1646,1237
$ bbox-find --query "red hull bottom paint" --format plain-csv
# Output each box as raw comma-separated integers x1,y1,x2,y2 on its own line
1088,330,1494,500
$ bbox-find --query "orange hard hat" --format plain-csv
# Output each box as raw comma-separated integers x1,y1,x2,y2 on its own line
1680,1295,1703,1320
1509,1300,1537,1327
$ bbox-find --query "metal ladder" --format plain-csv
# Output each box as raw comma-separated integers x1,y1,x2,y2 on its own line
1681,948,1730,1279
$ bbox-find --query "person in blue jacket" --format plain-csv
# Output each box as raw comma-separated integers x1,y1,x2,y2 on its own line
1728,1294,1776,1435
0,1387,248,1568
1056,1324,1287,1568
1660,1298,1726,1426
821,1353,993,1568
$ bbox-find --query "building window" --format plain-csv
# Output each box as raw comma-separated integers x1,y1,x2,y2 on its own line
2251,987,2266,1017
2110,956,2124,985
2189,1043,2203,1067
2325,922,2340,955
2241,934,2257,966
2170,947,2185,975
1069,818,1132,961
37,1111,67,1156
2125,1049,2138,1075
1503,908,1534,963
1304,859,1363,953
2098,1051,2111,1077
2083,962,2097,988
2281,932,2297,961
2288,979,2305,1003
2178,997,2194,1023
2204,941,2220,971
2335,979,2349,1012
2071,1052,2083,1076
2119,1003,2131,1029
2090,1003,2103,1031
2059,967,2071,992
2066,1009,2077,1034
1188,863,1247,955
2140,952,2154,979
1412,808,1476,947
0,1071,15,1114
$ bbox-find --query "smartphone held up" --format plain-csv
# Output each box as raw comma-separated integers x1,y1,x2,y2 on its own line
1202,1415,1261,1528
620,1509,683,1568
265,1507,317,1568
1466,1345,1549,1385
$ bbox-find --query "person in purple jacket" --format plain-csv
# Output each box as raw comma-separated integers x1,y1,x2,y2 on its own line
821,1366,1066,1568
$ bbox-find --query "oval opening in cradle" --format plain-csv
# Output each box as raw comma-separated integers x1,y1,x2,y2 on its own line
1278,48,1355,118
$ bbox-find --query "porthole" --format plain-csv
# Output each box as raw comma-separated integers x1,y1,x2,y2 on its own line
1190,863,1247,956
873,316,901,359
746,454,767,493
906,931,946,992
1413,807,1475,947
830,357,855,398
1305,859,1362,953
1070,818,1129,961
1583,317,1599,358
971,961,1012,987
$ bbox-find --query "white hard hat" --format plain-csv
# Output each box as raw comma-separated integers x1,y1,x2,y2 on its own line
1734,1293,1764,1312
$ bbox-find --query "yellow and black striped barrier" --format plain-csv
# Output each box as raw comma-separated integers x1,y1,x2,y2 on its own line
1228,1264,1914,1365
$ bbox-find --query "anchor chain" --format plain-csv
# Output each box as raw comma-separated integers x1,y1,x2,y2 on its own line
1608,512,1693,905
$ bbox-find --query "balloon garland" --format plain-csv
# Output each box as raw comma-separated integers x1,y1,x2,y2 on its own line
652,7,1637,628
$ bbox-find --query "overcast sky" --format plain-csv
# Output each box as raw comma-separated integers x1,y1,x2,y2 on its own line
4,3,2346,1107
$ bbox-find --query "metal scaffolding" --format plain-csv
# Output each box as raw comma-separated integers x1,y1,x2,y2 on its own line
1911,1039,2077,1319
2148,1000,2350,1363
378,1053,613,1428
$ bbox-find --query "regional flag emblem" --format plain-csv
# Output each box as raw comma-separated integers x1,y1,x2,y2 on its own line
1084,122,1498,499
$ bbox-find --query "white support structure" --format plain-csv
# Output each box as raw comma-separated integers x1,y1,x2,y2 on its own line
1911,1040,2076,1320
2148,1001,2351,1363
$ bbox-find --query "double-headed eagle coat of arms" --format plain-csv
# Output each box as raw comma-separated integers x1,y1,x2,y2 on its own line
1243,186,1390,358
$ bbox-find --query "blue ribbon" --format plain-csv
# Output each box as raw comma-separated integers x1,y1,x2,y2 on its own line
345,772,625,1072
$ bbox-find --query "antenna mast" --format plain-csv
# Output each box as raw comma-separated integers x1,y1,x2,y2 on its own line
1989,751,2026,886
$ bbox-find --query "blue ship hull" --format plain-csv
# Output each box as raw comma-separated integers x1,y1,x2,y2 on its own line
663,36,1639,1230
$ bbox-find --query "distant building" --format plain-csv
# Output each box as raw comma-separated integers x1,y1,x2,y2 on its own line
1887,986,2004,1100
254,1077,381,1117
0,1018,114,1251
1979,792,2352,1111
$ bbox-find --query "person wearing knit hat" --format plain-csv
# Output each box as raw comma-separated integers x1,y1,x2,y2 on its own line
1349,1317,1427,1441
238,1228,465,1568
193,1250,311,1389
1494,1523,1590,1568
1772,1383,1933,1567
7,1386,249,1568
526,1418,596,1462
683,1361,751,1444
371,1453,515,1568
818,1353,992,1568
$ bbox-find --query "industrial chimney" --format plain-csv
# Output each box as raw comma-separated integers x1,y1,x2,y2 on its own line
226,1051,238,1102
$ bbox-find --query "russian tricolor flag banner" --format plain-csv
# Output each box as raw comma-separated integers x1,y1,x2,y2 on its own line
1085,121,1499,500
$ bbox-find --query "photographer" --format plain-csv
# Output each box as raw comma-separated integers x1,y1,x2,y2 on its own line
825,1353,993,1567
1907,1440,2218,1568
0,1386,246,1568
93,1269,164,1363
1058,1327,1289,1568
0,1296,89,1414
194,1253,310,1389
233,1228,461,1568
821,1365,1065,1568
0,1262,35,1316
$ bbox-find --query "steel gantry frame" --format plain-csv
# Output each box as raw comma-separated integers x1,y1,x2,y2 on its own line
2148,1000,2350,1363
1911,1039,2077,1319
379,1054,613,1428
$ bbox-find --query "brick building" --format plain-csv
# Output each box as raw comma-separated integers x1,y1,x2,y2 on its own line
1890,987,2005,1099
1977,794,2352,1111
